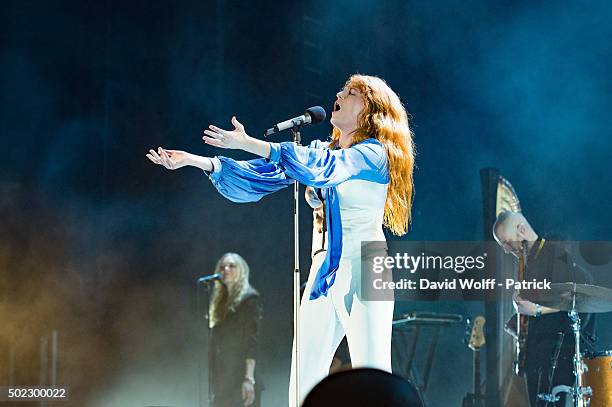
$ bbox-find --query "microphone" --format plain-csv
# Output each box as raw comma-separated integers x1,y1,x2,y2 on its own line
264,106,326,137
197,273,222,284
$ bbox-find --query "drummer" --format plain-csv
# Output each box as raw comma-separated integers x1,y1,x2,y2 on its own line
493,211,597,407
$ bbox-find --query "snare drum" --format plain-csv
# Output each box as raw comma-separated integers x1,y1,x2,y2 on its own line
582,350,612,407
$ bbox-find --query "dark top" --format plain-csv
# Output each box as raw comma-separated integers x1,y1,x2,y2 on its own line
523,238,596,404
210,292,262,406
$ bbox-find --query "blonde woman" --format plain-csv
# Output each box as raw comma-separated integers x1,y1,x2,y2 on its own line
147,74,415,405
208,253,261,407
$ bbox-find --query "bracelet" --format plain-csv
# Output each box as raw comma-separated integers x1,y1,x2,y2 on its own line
535,304,542,317
244,377,255,385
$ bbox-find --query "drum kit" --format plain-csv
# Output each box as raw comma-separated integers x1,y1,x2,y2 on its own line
521,282,612,407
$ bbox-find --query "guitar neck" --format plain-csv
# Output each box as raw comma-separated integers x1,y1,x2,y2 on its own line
473,350,481,395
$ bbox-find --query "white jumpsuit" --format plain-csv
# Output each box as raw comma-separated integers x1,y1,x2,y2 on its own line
289,179,393,406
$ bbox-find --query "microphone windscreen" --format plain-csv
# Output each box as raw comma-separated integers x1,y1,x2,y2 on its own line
305,106,326,124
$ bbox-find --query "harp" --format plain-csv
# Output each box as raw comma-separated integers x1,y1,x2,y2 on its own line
496,176,522,215
480,169,529,407
496,177,529,375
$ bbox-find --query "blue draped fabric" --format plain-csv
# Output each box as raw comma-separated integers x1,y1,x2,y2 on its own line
209,157,293,202
309,183,343,299
208,138,389,299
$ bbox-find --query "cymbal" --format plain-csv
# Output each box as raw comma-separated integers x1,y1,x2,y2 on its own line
520,283,612,313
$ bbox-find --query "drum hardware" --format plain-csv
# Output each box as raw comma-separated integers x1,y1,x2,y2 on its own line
525,282,612,406
539,332,565,407
538,385,592,404
529,283,607,407
520,283,612,313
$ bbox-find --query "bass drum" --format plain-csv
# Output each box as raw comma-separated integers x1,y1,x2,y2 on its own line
582,351,612,407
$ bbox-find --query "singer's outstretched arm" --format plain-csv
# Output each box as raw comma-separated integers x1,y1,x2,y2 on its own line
146,145,293,203
146,147,215,171
203,117,389,186
149,118,388,204
203,116,271,158
202,137,388,203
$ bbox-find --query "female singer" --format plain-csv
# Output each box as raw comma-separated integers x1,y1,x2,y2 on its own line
147,74,415,405
208,252,261,407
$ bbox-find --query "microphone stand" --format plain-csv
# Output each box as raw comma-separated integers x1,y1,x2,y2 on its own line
544,332,565,407
291,125,302,407
197,278,216,406
263,119,307,407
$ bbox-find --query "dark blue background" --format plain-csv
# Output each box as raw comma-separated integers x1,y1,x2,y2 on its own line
2,1,611,405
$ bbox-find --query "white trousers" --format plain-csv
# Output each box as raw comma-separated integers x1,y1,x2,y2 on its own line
288,250,394,406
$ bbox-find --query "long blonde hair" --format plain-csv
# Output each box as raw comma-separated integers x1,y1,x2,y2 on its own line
330,74,415,235
209,252,257,328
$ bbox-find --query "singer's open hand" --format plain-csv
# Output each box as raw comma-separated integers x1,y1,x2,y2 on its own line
203,116,249,150
146,147,191,170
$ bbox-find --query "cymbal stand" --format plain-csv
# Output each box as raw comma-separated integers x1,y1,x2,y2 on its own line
568,286,591,407
537,284,592,406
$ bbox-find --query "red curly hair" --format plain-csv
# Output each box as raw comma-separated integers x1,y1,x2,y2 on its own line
330,74,415,235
